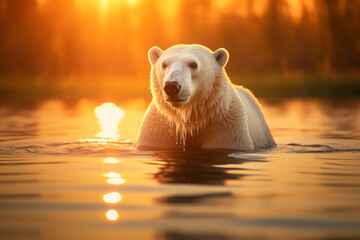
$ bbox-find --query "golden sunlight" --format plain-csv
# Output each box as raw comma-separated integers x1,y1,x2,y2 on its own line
125,0,139,7
37,0,48,7
104,171,125,185
95,103,125,139
99,0,110,12
104,172,121,178
103,192,122,204
107,178,125,185
106,209,119,221
97,0,139,12
104,157,120,163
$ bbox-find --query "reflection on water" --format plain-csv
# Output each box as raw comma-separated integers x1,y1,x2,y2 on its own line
104,171,121,178
151,151,264,185
103,192,122,204
0,98,360,239
95,102,125,139
265,99,360,140
106,209,119,221
107,178,125,185
103,156,124,222
104,157,121,163
104,171,125,185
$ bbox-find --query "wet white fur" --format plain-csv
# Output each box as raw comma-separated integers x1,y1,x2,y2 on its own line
135,44,275,150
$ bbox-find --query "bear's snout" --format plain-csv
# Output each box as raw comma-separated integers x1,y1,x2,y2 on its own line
164,82,181,97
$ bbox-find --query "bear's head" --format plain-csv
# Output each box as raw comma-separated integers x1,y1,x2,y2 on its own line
148,44,230,131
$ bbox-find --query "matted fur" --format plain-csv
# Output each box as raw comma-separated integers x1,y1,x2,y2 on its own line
135,44,275,150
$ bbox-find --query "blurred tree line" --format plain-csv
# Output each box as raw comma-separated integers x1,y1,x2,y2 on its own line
0,0,359,80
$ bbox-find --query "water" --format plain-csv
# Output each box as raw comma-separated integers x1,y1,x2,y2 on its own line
1,98,360,240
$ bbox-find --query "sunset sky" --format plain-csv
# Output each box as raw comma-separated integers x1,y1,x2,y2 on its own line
0,0,358,96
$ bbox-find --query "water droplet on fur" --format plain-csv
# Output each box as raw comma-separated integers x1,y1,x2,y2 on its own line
175,129,179,145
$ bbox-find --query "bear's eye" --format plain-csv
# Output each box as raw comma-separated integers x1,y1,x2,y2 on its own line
188,62,198,70
162,63,168,68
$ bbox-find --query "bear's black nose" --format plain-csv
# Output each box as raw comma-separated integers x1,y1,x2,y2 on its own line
164,82,181,96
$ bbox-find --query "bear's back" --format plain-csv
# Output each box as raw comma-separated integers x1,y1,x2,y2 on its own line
235,85,276,148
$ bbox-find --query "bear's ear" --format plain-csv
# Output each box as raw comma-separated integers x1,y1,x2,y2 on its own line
213,48,229,68
148,46,163,66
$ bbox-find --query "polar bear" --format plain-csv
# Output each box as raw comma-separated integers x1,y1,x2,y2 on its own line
135,44,275,151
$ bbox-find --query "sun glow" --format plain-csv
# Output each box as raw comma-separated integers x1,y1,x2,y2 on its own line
99,0,110,12
107,178,125,185
97,0,139,12
104,172,121,178
104,157,120,163
103,192,122,204
125,0,138,7
103,168,124,221
104,171,125,185
95,103,125,139
106,209,119,221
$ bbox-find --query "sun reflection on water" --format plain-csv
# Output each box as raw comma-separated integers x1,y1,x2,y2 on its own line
103,156,125,222
104,171,125,185
95,102,125,139
106,209,119,221
104,157,120,163
104,171,121,178
103,192,122,204
107,178,125,185
103,157,125,222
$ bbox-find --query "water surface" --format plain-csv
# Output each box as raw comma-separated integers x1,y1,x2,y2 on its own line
0,98,360,240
